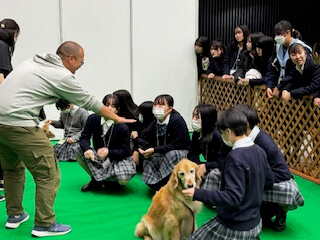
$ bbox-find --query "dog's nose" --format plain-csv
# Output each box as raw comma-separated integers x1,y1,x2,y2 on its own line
187,183,194,188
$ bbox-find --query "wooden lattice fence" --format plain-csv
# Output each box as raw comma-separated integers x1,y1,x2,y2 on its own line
200,78,320,184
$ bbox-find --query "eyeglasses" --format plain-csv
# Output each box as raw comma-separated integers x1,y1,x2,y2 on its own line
69,55,84,66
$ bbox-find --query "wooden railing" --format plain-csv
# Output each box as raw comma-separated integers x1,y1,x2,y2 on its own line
200,77,320,184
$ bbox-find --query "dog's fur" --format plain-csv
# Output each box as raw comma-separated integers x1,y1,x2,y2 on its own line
135,159,202,240
42,122,55,139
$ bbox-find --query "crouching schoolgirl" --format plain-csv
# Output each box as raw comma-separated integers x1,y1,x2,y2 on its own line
183,107,273,240
139,94,191,191
74,94,136,192
235,104,304,232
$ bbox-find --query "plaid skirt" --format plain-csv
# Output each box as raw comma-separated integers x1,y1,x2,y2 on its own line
141,150,188,185
73,146,136,182
54,141,78,161
189,218,262,240
201,168,221,191
263,178,304,210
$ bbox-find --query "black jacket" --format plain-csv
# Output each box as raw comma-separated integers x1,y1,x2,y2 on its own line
282,55,320,99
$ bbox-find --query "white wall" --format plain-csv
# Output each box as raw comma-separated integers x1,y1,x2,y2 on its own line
1,0,198,138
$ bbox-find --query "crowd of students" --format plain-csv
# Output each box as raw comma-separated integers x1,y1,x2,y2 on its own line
43,91,303,239
0,17,309,239
195,20,320,106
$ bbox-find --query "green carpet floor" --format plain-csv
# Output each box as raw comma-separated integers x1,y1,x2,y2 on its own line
1,158,319,239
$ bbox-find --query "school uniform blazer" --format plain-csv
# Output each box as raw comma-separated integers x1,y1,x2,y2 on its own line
188,127,230,170
206,54,224,76
282,55,320,99
233,50,255,82
254,130,291,183
265,45,312,90
79,114,130,161
222,43,246,75
193,144,274,231
145,111,191,154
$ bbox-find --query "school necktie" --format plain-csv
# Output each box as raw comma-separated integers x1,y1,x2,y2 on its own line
155,123,167,136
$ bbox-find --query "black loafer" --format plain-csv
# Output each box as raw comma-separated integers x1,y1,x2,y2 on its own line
81,180,102,192
272,211,287,232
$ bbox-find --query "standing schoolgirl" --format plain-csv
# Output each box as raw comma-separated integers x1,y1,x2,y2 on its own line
313,41,320,106
238,35,275,86
207,39,225,80
234,104,304,232
0,19,20,202
222,25,250,81
195,36,210,80
183,107,273,240
188,104,230,191
74,94,136,192
281,43,320,101
234,32,265,83
139,94,191,190
45,99,89,161
265,20,312,98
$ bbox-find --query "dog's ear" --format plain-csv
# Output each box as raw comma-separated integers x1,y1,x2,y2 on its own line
195,165,202,186
171,167,179,189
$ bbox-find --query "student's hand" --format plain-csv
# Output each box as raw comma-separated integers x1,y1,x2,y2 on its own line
131,131,138,139
222,74,232,81
198,164,207,177
97,147,109,161
314,97,320,107
207,73,215,79
273,87,280,97
138,147,154,159
84,149,95,161
45,119,52,125
132,151,139,165
66,138,75,144
238,77,249,85
267,88,274,98
182,187,195,201
282,90,291,101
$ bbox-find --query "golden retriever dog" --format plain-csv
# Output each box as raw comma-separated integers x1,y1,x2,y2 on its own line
42,121,55,139
135,159,202,240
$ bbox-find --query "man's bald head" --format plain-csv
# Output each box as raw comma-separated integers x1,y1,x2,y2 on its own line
56,41,83,60
56,41,84,74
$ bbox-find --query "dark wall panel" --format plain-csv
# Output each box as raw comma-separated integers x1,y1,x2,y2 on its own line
199,0,319,47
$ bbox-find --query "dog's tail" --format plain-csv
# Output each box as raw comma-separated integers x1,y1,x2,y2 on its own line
134,221,147,238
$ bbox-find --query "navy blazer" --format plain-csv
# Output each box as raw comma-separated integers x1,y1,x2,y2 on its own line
144,111,191,154
255,130,292,183
283,55,320,99
188,127,230,170
79,114,130,161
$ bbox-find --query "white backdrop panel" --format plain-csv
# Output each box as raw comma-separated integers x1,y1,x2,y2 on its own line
132,0,198,129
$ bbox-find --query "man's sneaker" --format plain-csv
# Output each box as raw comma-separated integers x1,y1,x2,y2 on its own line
0,194,5,202
5,212,29,229
31,222,71,237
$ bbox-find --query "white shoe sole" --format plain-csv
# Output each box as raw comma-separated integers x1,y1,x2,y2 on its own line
5,214,29,229
31,228,71,237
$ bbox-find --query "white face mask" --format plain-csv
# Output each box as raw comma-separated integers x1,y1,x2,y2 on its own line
61,109,71,113
152,108,165,120
222,133,233,147
138,114,144,123
274,35,285,45
192,120,202,132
